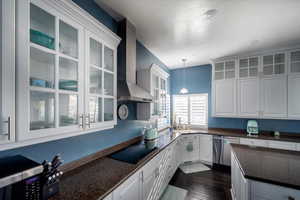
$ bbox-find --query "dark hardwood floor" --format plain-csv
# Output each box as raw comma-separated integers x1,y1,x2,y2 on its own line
169,167,232,200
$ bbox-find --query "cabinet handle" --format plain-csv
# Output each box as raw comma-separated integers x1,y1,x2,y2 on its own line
86,114,91,128
79,114,84,128
2,117,11,140
288,197,295,200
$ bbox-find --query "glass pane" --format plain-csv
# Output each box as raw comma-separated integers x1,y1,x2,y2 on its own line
291,51,300,62
215,63,224,71
263,65,273,75
154,89,159,101
89,97,102,123
89,67,102,94
152,75,159,88
249,67,258,77
104,46,114,72
152,102,159,116
291,62,300,73
215,72,224,80
104,98,114,121
274,64,285,74
30,47,55,88
30,4,55,50
59,57,78,91
239,59,248,68
30,91,55,130
59,20,78,58
104,72,114,96
161,79,166,90
90,38,102,67
59,94,78,127
275,53,285,64
239,69,248,78
225,71,235,79
249,57,259,67
225,61,235,70
263,55,273,65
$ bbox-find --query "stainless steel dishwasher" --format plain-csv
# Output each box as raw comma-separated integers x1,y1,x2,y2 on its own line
213,136,240,166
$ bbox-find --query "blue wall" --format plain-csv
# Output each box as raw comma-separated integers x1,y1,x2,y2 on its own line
0,1,169,164
171,64,300,133
71,0,118,33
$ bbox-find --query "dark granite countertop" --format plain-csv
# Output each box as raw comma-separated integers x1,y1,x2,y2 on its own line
176,128,300,143
231,144,300,190
50,130,180,200
50,128,300,200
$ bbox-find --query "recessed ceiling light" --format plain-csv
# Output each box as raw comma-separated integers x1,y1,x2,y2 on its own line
203,9,218,19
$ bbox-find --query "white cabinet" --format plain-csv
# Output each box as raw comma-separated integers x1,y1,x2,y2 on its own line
240,138,269,147
137,64,170,129
113,170,142,200
214,79,237,117
268,141,297,151
238,78,259,117
213,60,237,117
181,135,200,163
0,0,15,144
231,152,249,200
288,75,300,119
15,0,119,143
261,76,287,119
199,134,213,163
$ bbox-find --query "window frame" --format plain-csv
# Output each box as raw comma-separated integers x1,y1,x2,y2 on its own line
172,93,208,129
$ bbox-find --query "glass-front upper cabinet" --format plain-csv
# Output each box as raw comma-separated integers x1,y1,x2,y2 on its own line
86,31,116,129
238,57,259,78
17,0,85,140
0,0,15,144
262,53,286,76
152,74,160,116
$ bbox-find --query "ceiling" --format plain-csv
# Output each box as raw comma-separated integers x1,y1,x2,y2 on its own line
95,0,300,69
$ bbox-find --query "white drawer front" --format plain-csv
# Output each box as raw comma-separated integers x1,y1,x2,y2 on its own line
268,141,297,151
240,138,268,147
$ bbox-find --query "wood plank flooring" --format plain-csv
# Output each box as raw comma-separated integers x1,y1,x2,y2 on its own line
169,167,232,200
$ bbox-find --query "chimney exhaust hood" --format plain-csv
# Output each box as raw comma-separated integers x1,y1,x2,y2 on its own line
117,19,153,103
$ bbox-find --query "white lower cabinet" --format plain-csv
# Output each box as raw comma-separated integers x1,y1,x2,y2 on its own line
240,138,269,147
268,141,297,151
113,170,143,200
181,135,200,163
199,134,213,163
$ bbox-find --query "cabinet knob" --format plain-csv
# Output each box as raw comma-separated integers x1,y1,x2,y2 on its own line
288,196,295,200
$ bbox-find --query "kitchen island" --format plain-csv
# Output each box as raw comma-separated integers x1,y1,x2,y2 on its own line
231,144,300,200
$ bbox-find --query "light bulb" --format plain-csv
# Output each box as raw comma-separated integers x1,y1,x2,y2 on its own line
179,88,189,94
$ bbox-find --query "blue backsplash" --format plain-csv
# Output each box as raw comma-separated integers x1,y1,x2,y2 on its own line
171,64,300,133
0,0,169,163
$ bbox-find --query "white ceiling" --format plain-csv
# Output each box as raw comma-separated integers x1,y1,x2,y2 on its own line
95,0,300,69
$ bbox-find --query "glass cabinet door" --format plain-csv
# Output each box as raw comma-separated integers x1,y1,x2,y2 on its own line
87,32,115,128
152,74,159,116
22,1,84,138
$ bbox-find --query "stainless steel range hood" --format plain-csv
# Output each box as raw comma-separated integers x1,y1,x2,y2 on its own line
117,19,153,103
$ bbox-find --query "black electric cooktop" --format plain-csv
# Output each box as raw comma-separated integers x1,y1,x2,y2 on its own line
110,140,158,164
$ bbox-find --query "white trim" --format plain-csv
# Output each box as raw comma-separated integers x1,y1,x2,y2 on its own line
46,0,121,47
0,124,114,151
0,0,16,144
150,64,170,79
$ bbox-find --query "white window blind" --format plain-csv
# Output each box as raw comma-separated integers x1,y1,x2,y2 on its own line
173,94,208,127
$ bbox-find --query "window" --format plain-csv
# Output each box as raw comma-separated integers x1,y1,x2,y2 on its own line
173,94,208,127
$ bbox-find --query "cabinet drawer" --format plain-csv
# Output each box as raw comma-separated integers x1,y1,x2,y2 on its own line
251,181,300,200
268,141,297,151
240,138,268,147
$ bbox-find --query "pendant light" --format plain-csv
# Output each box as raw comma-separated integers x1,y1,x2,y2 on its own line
180,58,189,94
